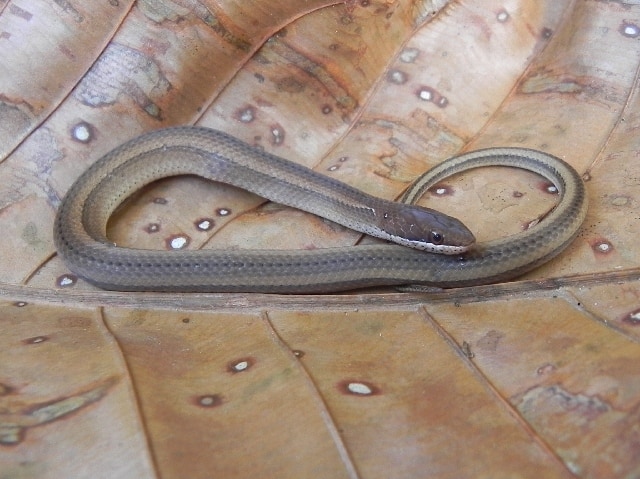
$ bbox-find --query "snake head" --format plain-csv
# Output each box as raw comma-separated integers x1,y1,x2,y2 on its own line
378,204,475,254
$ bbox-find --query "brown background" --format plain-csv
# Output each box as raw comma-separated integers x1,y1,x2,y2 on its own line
1,0,639,477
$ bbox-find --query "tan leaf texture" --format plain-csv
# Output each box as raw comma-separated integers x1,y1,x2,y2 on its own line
1,0,640,477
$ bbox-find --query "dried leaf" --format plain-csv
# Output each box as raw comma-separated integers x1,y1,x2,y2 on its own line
1,0,640,477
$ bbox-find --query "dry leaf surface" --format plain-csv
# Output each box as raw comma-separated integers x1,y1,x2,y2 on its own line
1,0,640,477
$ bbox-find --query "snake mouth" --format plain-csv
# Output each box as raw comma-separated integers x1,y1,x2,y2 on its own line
387,235,473,254
421,243,471,255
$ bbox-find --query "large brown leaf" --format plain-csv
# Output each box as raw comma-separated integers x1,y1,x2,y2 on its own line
1,0,640,477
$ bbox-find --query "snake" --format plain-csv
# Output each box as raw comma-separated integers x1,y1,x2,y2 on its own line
53,126,588,293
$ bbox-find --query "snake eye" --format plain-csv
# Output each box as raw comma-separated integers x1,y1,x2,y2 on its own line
429,231,444,245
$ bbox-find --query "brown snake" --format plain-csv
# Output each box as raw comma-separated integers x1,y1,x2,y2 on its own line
54,127,588,293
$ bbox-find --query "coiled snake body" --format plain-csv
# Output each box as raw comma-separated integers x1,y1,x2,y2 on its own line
54,127,587,293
